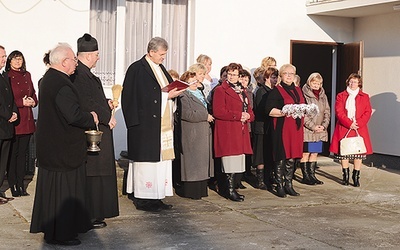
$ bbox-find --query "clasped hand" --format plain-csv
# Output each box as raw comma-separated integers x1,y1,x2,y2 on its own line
8,112,17,123
23,96,35,107
241,112,250,122
350,121,359,130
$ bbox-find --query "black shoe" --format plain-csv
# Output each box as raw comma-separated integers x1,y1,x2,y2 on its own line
132,197,163,212
0,197,8,205
10,186,20,197
157,200,173,210
18,186,30,196
46,238,81,246
0,192,14,201
276,185,287,198
135,202,162,212
127,193,135,201
92,220,107,229
284,185,300,196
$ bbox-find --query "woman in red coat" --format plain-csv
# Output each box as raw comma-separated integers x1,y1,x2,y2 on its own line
5,50,37,197
213,63,254,202
266,64,305,198
330,73,372,187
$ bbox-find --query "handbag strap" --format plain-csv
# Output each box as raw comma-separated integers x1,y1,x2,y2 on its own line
344,128,360,138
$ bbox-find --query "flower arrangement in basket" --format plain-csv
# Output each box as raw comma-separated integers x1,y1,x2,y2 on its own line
281,103,319,119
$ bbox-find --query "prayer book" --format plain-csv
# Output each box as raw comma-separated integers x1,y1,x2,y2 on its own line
161,80,192,92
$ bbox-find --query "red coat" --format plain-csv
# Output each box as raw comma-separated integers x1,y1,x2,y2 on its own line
8,69,37,135
329,89,373,154
213,81,254,158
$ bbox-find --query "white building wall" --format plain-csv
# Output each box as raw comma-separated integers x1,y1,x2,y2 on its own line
190,0,353,76
2,0,398,157
0,0,91,86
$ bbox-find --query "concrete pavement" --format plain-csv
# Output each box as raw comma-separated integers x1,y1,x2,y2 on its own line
1,156,400,249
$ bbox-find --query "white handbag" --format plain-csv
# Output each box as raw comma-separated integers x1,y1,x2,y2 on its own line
340,129,367,155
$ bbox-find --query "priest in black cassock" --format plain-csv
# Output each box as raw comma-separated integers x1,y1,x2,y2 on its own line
30,43,98,246
71,33,119,228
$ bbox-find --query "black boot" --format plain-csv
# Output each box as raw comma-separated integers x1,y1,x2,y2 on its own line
352,170,360,187
10,185,20,197
18,185,30,196
300,162,315,185
342,168,350,186
308,162,323,185
226,174,244,202
234,173,246,189
293,159,300,180
256,169,267,190
284,159,300,196
264,165,275,191
274,160,286,198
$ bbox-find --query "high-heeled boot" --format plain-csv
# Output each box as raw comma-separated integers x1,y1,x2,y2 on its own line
256,169,267,190
308,162,323,185
226,174,244,202
264,165,275,191
10,185,20,197
274,160,286,198
284,159,300,196
342,168,350,186
300,162,315,185
352,170,360,187
234,173,246,189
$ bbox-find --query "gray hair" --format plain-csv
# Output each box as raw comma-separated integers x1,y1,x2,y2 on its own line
279,64,296,77
147,37,168,53
49,43,72,65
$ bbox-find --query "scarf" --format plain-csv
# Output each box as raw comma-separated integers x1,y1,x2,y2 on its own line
345,86,359,120
229,81,248,112
187,88,207,108
146,56,175,161
281,82,301,129
312,89,321,100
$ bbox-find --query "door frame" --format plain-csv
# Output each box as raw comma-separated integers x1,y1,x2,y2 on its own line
290,40,364,154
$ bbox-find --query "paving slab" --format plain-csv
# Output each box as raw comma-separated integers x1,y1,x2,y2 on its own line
1,157,400,249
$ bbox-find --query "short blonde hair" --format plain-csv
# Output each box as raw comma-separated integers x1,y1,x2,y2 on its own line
196,54,212,64
261,56,276,69
188,63,207,74
306,72,323,86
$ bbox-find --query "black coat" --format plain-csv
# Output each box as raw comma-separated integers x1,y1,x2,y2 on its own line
0,72,18,140
121,56,173,162
253,84,272,135
36,68,95,171
71,61,115,176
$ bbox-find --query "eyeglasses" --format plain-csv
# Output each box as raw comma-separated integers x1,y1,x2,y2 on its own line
349,80,359,84
66,57,78,63
227,73,239,77
11,57,23,61
282,72,295,76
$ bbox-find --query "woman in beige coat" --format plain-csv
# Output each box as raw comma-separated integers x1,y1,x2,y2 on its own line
300,73,330,185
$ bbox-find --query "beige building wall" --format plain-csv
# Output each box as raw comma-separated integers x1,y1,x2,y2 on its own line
355,12,400,155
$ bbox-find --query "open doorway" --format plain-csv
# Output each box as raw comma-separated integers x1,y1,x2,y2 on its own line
291,40,363,155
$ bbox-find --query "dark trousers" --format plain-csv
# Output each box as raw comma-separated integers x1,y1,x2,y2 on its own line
0,139,12,193
8,134,31,188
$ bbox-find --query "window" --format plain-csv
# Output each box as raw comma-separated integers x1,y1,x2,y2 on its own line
90,0,188,85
